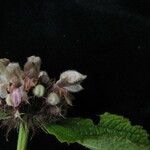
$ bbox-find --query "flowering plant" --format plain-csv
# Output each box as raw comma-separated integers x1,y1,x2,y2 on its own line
0,56,149,150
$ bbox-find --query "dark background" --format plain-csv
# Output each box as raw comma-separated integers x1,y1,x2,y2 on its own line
0,0,150,149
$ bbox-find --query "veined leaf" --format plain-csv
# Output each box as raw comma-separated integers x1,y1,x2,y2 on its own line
42,113,150,150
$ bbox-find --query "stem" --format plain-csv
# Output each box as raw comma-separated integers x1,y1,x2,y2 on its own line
17,122,29,150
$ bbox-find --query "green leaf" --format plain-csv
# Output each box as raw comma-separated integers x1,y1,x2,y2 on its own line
42,113,150,150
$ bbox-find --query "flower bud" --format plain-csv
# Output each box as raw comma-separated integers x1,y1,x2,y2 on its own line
38,71,50,84
6,63,21,74
6,94,13,106
6,63,23,82
27,56,41,67
24,56,41,74
33,84,45,97
47,92,60,105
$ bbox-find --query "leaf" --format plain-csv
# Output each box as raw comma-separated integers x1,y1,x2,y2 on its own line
42,113,150,150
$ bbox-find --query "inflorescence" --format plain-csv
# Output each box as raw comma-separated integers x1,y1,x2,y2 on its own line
0,56,86,134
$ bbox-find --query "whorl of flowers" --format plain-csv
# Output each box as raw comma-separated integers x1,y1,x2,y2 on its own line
0,56,86,133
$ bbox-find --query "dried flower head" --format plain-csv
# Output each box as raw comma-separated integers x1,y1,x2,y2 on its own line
0,56,86,136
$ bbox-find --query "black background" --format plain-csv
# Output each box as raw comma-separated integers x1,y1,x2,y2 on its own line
0,0,150,149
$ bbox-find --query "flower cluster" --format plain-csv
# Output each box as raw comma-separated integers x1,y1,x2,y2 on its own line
0,56,86,132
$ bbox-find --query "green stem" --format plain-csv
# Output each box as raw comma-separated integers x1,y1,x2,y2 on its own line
17,122,29,150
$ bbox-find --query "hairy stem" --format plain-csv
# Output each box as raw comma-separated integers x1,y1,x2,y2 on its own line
17,122,29,150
